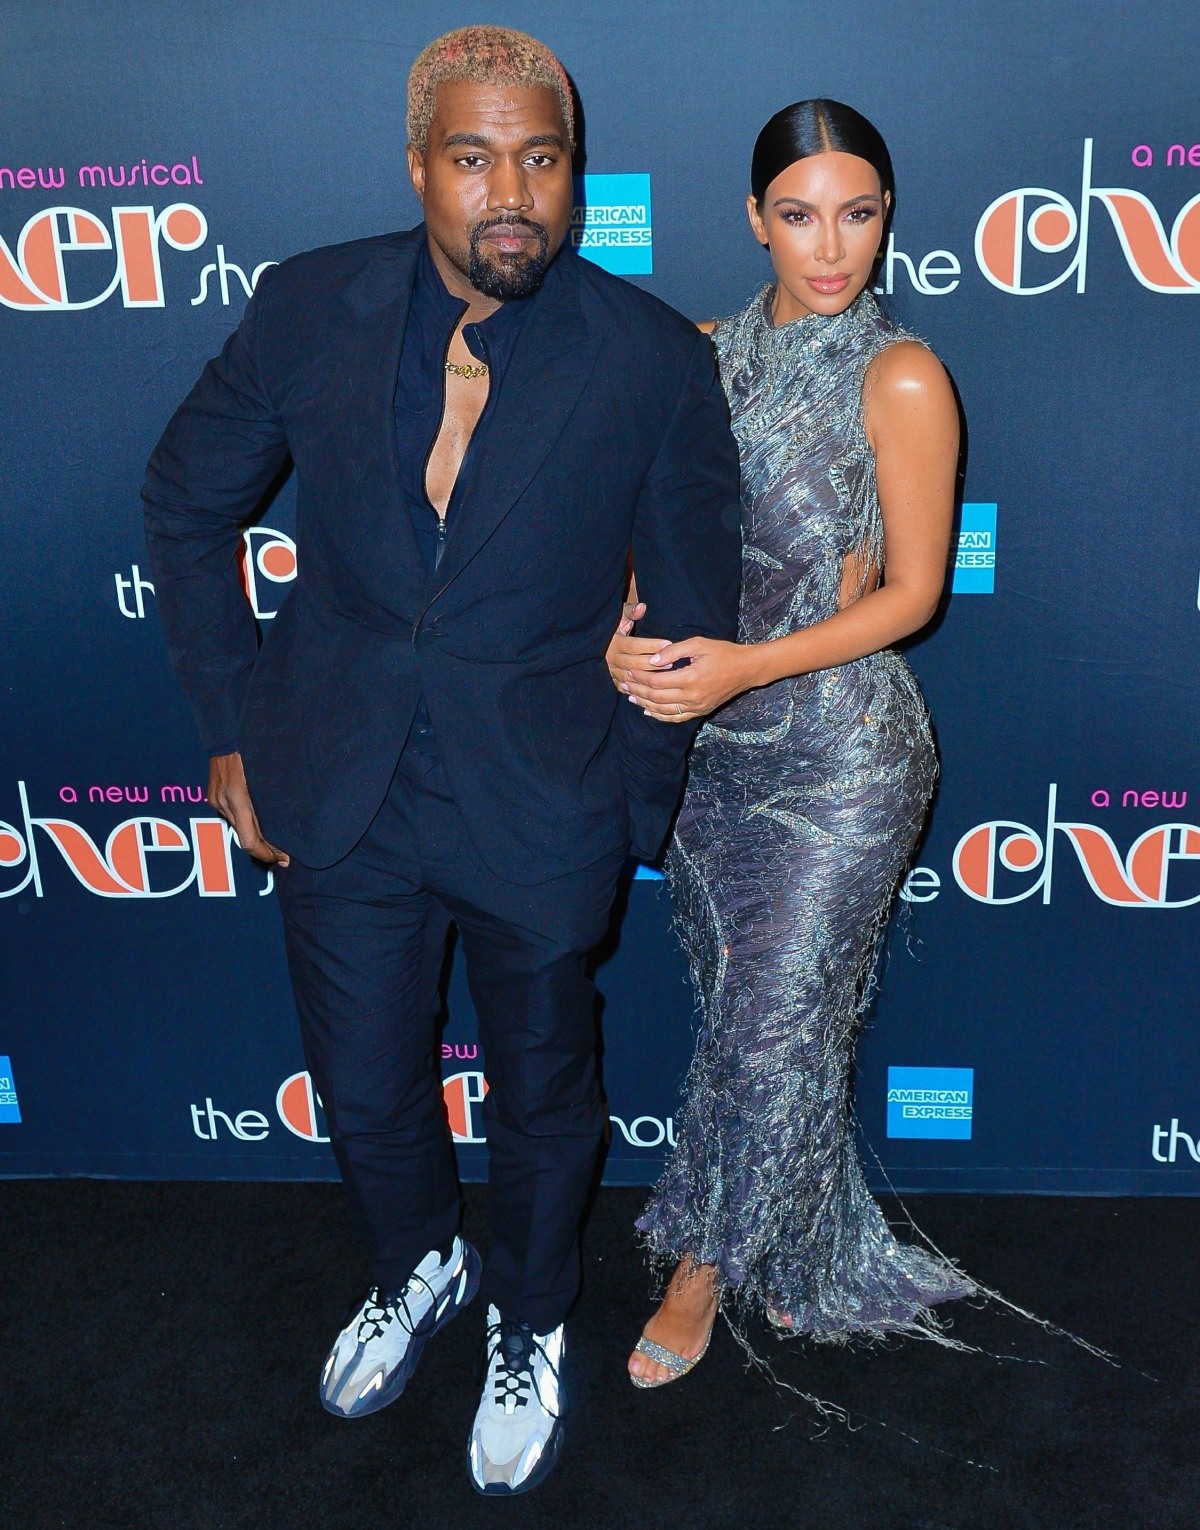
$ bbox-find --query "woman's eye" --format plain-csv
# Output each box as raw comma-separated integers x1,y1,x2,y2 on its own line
846,207,877,224
782,211,812,226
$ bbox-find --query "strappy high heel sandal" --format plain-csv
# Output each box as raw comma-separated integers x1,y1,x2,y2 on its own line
629,1317,716,1390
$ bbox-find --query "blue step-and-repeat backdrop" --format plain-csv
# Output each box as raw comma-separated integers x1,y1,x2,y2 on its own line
2,1,1198,1194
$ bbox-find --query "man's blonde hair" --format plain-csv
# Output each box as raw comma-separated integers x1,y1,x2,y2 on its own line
407,25,575,154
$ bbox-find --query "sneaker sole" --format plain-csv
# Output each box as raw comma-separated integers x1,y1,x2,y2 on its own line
467,1392,567,1495
321,1241,483,1419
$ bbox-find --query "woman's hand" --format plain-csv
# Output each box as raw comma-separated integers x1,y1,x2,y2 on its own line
607,600,671,692
625,637,762,722
615,599,645,638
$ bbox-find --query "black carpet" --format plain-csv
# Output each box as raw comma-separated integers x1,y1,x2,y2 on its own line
2,1181,1195,1530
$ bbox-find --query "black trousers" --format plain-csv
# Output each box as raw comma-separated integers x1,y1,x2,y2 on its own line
274,721,624,1332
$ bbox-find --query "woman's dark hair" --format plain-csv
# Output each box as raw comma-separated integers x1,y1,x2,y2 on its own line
750,99,894,207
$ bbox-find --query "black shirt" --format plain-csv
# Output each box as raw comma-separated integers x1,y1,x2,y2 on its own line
394,238,536,580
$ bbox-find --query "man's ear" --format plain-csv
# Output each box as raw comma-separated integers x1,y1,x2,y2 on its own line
407,143,425,202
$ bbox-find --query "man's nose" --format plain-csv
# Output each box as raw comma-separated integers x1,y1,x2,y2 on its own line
487,156,534,212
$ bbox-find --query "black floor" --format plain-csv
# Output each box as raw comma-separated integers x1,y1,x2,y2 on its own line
2,1181,1195,1530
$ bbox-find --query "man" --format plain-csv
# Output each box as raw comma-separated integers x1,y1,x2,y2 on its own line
143,25,740,1495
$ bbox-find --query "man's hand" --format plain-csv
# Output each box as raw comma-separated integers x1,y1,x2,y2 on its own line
207,752,290,866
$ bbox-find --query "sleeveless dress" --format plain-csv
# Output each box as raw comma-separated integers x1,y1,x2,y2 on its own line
636,285,975,1340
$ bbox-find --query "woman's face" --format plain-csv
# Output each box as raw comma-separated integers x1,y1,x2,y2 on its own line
747,150,889,324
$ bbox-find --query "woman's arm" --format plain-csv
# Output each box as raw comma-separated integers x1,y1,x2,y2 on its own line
622,340,959,721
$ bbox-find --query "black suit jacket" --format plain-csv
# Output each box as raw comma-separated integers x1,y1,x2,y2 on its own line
143,225,742,881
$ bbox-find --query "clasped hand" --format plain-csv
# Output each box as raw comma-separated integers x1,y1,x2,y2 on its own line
605,601,759,723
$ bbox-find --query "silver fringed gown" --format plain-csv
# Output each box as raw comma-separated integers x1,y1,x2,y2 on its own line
637,286,975,1340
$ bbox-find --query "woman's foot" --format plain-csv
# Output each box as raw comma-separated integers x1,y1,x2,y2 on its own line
628,1257,719,1386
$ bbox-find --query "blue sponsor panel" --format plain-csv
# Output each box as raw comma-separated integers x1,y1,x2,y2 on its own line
887,1067,974,1140
2,2,1198,1199
952,503,997,594
571,173,652,275
0,1057,21,1124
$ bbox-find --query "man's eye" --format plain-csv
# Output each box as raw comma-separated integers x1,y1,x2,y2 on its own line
525,154,555,168
457,156,487,169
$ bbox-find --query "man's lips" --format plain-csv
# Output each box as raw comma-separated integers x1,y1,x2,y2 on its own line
479,225,540,254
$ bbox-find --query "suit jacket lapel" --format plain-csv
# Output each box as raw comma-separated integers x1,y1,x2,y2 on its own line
335,228,425,611
428,255,604,599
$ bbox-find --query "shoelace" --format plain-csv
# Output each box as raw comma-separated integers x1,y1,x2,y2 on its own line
484,1319,560,1418
356,1273,438,1345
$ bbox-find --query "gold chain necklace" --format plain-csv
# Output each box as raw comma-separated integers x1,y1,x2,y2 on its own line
444,359,489,380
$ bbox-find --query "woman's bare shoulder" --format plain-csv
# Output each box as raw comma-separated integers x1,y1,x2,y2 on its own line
867,338,950,395
696,319,718,335
864,338,959,447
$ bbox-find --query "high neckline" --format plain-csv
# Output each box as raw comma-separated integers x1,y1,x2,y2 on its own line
757,282,874,340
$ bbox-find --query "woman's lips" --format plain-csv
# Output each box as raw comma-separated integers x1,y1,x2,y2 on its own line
806,274,852,294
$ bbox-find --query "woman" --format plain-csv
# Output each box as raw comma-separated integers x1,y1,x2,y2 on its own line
609,100,973,1388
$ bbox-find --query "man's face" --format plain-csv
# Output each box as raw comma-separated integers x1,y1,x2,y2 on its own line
408,79,573,302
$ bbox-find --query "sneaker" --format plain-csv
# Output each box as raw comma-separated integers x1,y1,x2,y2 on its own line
467,1304,566,1495
320,1236,481,1418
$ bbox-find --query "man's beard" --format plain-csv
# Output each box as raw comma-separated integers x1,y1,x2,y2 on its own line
465,214,552,300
